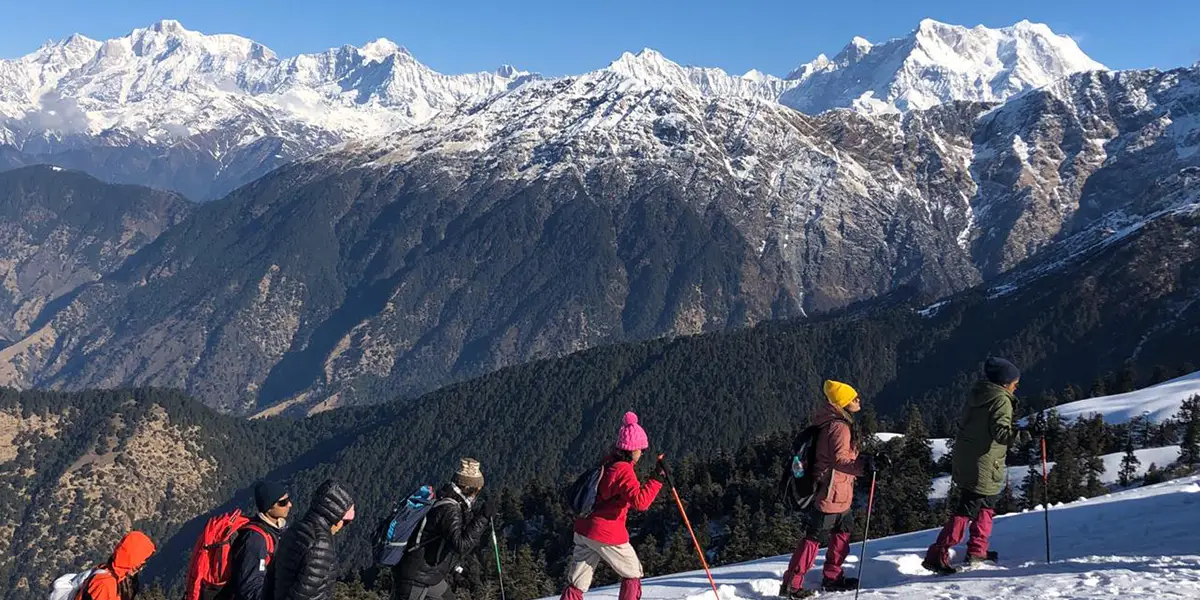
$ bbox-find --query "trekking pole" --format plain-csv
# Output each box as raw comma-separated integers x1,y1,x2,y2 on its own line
658,454,721,600
1040,437,1052,563
853,471,878,600
490,520,507,600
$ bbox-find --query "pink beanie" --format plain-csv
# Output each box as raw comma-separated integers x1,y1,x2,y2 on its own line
616,411,649,451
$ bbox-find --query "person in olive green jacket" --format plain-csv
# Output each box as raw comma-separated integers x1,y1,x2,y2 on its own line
923,357,1032,574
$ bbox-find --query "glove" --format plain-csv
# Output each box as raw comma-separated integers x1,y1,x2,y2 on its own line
480,498,499,520
654,456,668,481
1016,429,1033,445
865,453,891,475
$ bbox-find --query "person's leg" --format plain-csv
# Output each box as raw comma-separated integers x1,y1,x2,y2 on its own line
783,511,837,592
966,494,999,559
821,510,854,583
419,580,451,600
561,534,603,599
585,538,644,600
924,493,976,567
391,582,429,600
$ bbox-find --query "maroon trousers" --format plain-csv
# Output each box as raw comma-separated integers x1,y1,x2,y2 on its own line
782,509,854,592
559,579,641,600
925,491,999,566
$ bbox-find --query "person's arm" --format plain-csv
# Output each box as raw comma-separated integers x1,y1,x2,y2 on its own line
230,529,269,600
828,423,866,477
612,463,663,511
439,503,488,555
989,397,1017,446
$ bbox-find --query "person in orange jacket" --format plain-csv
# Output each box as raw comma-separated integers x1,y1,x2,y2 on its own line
80,531,156,600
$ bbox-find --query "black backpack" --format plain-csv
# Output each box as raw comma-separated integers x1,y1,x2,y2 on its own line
565,464,606,517
779,425,822,512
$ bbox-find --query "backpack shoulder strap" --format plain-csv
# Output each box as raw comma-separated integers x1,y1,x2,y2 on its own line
240,523,276,560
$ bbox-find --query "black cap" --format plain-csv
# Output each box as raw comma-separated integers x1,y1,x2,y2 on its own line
984,357,1021,386
254,481,288,513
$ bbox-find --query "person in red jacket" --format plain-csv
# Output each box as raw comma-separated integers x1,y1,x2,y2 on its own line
559,412,664,600
780,380,883,599
80,531,156,600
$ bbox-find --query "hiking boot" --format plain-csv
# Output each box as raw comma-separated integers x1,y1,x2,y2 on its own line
778,584,818,599
822,575,859,592
921,558,958,576
964,550,999,565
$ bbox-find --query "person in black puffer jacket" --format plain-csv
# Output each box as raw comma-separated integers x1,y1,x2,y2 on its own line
392,458,498,600
272,479,355,600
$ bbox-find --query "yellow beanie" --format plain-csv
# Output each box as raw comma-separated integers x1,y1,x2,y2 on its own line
824,380,859,408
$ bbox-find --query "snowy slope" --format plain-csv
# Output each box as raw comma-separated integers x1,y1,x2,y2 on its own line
544,475,1200,599
930,446,1182,499
1045,371,1200,425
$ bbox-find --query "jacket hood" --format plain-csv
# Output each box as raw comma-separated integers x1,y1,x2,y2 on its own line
970,380,1014,407
109,531,155,580
813,400,851,427
307,479,355,528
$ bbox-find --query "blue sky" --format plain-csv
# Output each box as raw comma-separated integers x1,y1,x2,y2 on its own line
1,0,1197,76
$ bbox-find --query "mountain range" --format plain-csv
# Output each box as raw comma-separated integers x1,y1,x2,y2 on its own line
1,19,1102,199
0,16,1195,414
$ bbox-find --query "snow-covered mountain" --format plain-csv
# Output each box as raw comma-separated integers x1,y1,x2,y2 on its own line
539,475,1200,600
0,20,532,198
0,18,1106,198
781,19,1105,114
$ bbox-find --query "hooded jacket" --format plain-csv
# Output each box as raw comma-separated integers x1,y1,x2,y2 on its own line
81,531,155,600
393,483,489,587
812,401,866,514
272,480,354,600
952,380,1018,496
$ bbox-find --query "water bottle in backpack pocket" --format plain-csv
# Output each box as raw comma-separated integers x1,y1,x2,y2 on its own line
48,568,102,600
373,485,438,566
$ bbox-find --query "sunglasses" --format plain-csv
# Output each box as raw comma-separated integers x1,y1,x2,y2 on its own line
275,497,292,507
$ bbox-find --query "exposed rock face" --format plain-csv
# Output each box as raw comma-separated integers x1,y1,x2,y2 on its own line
0,66,1195,414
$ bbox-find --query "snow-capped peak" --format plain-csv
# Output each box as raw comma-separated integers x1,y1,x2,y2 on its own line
779,18,1107,114
359,38,406,62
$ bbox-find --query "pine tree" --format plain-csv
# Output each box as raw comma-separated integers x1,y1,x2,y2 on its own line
1178,396,1200,468
722,496,754,563
1079,415,1108,497
1088,376,1108,399
1118,441,1141,487
1114,363,1138,394
1048,427,1084,503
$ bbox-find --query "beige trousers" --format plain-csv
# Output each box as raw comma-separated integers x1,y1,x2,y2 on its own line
564,533,644,591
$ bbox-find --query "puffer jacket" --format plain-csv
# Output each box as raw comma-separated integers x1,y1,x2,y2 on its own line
952,380,1018,496
272,480,354,600
393,483,489,587
81,531,156,600
812,401,866,514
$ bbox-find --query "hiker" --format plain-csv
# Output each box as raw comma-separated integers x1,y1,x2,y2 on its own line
392,458,497,600
780,380,884,599
79,531,156,600
923,357,1031,574
559,412,664,600
272,479,354,600
224,481,291,600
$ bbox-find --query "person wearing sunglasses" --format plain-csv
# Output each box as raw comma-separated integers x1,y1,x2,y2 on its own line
223,481,292,600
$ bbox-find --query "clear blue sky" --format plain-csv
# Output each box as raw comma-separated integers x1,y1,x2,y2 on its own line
1,0,1197,76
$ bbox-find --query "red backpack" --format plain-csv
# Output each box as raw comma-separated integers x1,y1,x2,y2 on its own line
184,510,276,600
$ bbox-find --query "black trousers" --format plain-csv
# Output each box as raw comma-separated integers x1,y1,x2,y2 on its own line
804,507,855,546
392,580,450,600
952,491,999,519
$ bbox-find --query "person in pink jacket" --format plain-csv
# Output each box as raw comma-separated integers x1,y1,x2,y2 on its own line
780,380,882,599
559,412,664,600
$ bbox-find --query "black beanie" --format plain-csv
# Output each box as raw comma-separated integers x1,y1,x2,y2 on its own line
254,481,288,513
984,357,1021,386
